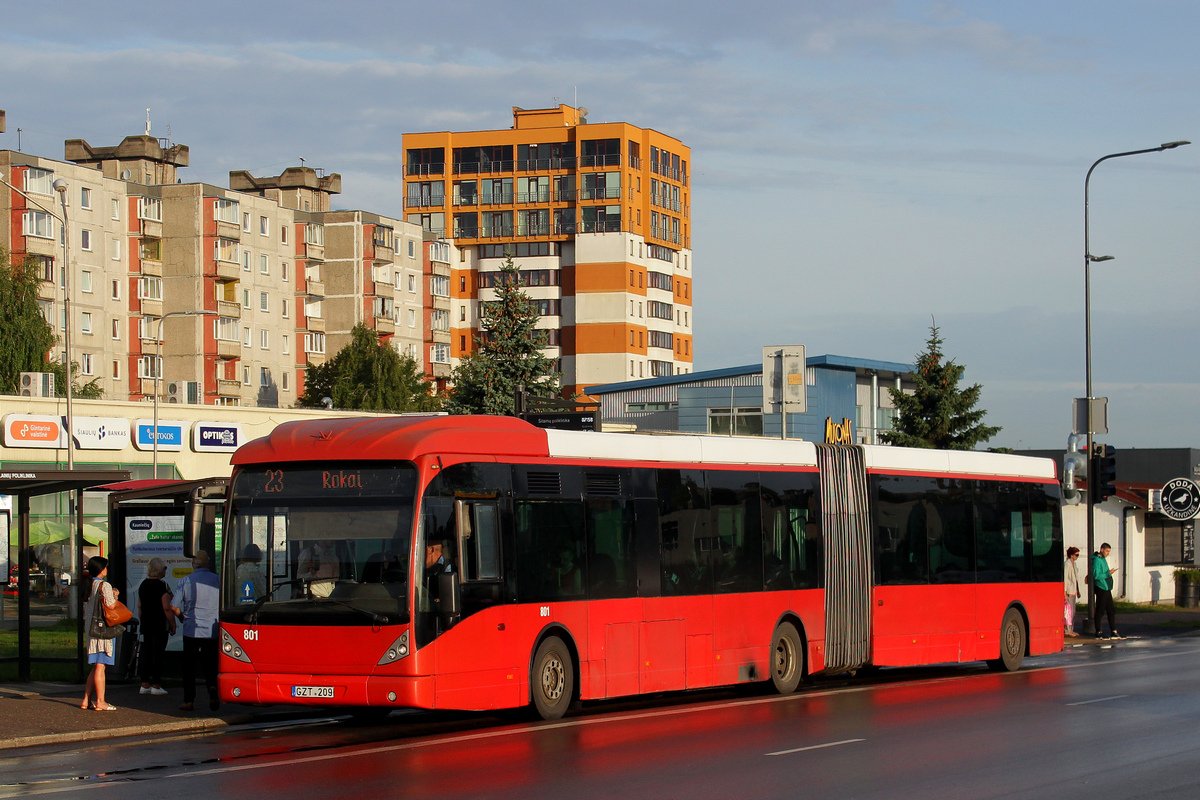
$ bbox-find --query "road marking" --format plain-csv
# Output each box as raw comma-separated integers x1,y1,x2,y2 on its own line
1067,694,1128,706
766,738,865,756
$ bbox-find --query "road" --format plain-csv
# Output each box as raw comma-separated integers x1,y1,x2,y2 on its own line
3,637,1200,799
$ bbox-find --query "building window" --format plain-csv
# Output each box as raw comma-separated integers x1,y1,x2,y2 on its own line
460,306,466,322
281,225,288,245
111,318,121,340
260,329,269,350
282,334,290,355
281,261,289,281
80,230,92,251
409,241,415,258
243,327,251,347
260,254,269,274
408,309,416,327
305,224,324,246
431,309,450,331
243,250,252,272
214,316,238,342
259,292,268,312
281,298,289,318
80,270,93,293
111,279,121,300
111,198,120,220
138,355,162,379
112,360,121,380
430,275,450,297
305,332,326,354
138,197,162,221
242,290,251,309
215,238,238,262
242,212,251,232
282,371,290,391
1146,518,1186,565
259,216,269,236
80,353,94,375
111,237,121,260
215,199,240,225
24,168,54,195
23,211,55,240
408,274,417,293
138,276,163,301
260,367,271,387
707,407,765,436
243,366,252,385
80,187,92,209
431,343,450,364
80,313,92,335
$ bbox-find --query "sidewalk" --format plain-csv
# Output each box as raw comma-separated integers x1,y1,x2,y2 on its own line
4,607,1200,752
0,679,307,751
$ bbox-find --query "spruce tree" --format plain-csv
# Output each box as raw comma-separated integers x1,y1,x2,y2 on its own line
879,325,1001,450
0,248,57,395
297,323,440,412
446,255,560,415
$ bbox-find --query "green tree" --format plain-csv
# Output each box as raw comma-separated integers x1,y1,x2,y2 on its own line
879,325,1001,450
446,255,561,415
0,248,57,394
297,323,440,412
45,359,104,399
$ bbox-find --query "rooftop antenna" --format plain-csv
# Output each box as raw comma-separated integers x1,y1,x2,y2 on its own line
300,157,306,168
17,128,21,152
145,108,151,136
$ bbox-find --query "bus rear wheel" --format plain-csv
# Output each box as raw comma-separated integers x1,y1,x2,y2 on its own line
770,621,803,694
987,608,1026,672
532,636,573,720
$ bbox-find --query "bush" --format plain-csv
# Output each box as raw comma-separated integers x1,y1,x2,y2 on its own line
1174,568,1200,584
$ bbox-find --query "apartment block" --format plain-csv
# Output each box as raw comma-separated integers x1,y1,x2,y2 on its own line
402,104,694,395
3,134,425,409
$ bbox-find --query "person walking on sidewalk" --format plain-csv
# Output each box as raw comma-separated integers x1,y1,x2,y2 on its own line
1091,542,1121,639
1064,547,1082,637
81,556,119,712
172,551,220,712
137,557,175,696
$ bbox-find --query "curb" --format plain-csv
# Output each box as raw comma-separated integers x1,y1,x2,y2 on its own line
0,713,256,752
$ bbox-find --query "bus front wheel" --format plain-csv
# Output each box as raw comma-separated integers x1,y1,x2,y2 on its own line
532,636,574,720
987,608,1026,672
770,621,803,694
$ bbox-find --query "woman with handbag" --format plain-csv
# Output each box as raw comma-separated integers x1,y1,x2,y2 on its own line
137,558,175,695
82,556,122,711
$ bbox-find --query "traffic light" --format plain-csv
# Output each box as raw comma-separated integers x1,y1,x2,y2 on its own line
1090,443,1117,501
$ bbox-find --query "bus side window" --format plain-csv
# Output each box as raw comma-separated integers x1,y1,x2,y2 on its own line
459,501,501,581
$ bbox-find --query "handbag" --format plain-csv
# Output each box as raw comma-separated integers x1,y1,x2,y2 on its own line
104,597,134,626
88,583,126,640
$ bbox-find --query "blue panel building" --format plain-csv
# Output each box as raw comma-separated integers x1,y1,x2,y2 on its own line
586,354,915,444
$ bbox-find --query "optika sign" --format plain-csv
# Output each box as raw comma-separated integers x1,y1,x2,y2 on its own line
192,422,243,453
322,470,363,489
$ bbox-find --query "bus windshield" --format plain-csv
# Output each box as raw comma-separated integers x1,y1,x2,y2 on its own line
223,464,418,625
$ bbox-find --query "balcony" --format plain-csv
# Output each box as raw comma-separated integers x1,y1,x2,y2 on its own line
140,219,163,239
305,351,326,366
516,157,576,172
374,317,395,335
141,258,163,276
216,339,240,359
580,186,623,201
306,316,325,332
216,378,241,397
579,154,621,168
215,218,241,239
140,298,163,317
304,280,324,297
516,190,551,204
304,243,325,262
452,195,478,207
479,192,514,206
373,242,394,264
407,163,445,176
24,236,56,257
139,378,158,397
430,362,451,378
452,160,514,175
405,195,445,208
38,281,57,301
215,260,240,281
217,299,241,319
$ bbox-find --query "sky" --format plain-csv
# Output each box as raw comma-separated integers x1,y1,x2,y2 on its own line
2,1,1197,450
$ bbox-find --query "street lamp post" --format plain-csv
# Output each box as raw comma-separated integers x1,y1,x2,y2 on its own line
1082,140,1189,634
0,172,75,468
152,310,217,477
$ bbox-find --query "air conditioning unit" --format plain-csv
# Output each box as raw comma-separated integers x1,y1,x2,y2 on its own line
166,381,201,404
19,372,56,398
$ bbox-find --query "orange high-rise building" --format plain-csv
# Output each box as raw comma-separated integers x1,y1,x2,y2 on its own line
402,104,693,395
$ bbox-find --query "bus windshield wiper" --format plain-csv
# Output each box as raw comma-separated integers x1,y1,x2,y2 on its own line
308,595,389,626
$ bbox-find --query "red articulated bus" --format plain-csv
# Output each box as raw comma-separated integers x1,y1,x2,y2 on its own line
217,415,1063,719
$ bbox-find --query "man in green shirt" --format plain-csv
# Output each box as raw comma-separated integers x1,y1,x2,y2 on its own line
1091,543,1120,639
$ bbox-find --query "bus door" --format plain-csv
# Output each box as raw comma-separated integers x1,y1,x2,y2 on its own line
817,445,873,673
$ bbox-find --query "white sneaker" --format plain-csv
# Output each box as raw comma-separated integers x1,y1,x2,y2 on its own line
150,687,168,696
139,686,151,695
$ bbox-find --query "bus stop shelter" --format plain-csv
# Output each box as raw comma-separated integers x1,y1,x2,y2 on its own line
1,469,130,681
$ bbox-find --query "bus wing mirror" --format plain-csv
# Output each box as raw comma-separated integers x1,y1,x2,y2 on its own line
184,484,227,559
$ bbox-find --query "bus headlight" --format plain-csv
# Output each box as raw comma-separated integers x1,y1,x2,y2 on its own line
221,629,253,663
377,630,409,665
